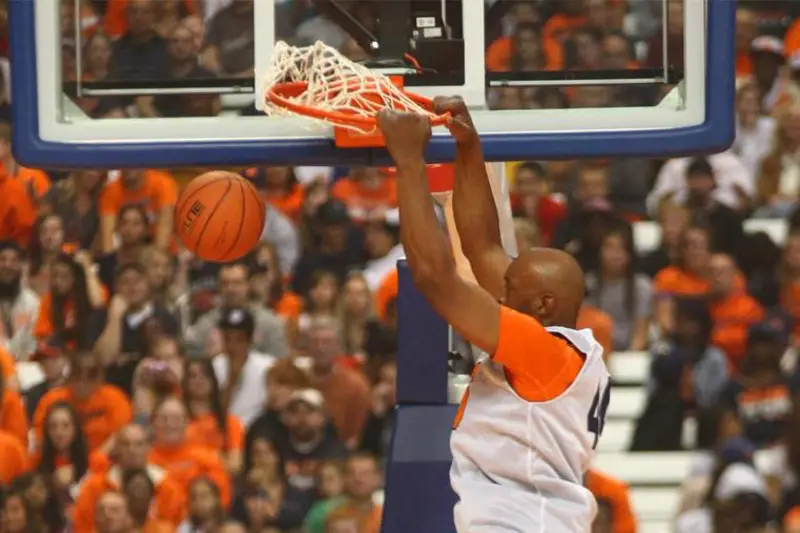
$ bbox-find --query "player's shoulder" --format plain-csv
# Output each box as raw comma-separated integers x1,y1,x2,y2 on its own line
545,325,604,358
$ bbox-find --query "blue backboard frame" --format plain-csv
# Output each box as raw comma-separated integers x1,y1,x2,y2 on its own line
10,0,735,168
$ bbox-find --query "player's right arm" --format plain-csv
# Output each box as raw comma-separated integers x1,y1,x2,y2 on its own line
433,97,510,300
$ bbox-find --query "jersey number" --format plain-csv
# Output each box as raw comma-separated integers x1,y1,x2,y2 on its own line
587,384,611,449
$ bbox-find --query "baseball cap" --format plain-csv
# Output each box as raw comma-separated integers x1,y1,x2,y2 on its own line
751,35,785,58
317,200,350,225
713,463,767,501
218,307,255,336
748,309,794,345
32,337,65,361
717,436,755,465
287,388,325,410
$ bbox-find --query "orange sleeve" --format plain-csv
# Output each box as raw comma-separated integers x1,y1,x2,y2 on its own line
227,415,244,452
586,470,637,533
33,294,54,339
2,391,29,447
652,268,676,296
4,180,37,246
153,476,188,526
0,437,29,484
785,19,800,55
0,346,15,380
98,182,121,217
22,168,52,199
374,270,398,321
493,306,584,402
194,450,231,507
103,0,129,38
73,474,104,533
152,171,178,208
485,37,512,72
101,388,134,435
330,179,355,204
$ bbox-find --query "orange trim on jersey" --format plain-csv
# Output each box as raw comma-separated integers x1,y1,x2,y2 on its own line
452,367,479,430
493,307,584,402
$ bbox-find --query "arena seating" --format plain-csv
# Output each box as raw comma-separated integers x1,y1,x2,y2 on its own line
632,219,788,254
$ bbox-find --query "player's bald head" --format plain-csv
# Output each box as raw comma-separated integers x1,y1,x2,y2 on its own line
503,248,585,328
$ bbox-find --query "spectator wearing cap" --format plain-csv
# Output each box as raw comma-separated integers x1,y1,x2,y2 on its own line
0,240,40,360
292,199,366,297
185,262,288,359
756,102,800,218
675,462,770,533
708,253,764,370
213,307,277,427
750,35,790,114
631,298,728,451
97,262,180,396
306,316,371,449
273,388,347,493
362,209,404,291
73,424,186,533
719,310,795,449
23,337,68,420
33,350,133,454
647,152,754,217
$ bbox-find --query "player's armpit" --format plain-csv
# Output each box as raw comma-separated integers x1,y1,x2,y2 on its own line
493,307,583,402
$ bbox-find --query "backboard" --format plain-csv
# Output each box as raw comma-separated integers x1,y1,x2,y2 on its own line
10,0,735,168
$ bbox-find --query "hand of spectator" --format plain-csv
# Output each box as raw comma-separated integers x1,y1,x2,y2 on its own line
53,464,75,489
108,295,129,318
74,250,96,272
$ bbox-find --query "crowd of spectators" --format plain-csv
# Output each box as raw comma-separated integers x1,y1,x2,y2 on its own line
0,0,798,532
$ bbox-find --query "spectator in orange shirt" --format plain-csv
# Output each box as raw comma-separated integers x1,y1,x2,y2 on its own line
585,469,637,533
653,224,715,334
0,344,19,392
149,397,231,508
577,304,614,361
34,252,108,346
98,169,178,254
122,468,179,533
0,428,28,485
74,424,187,533
331,168,397,222
485,2,542,72
94,491,139,533
34,350,133,454
0,121,51,204
709,253,764,369
246,167,304,222
735,8,758,77
184,359,245,475
0,370,29,447
0,170,37,247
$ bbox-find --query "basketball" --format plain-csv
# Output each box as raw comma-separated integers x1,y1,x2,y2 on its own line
175,171,265,262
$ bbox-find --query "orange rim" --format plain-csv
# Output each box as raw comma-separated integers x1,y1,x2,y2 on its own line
266,80,450,129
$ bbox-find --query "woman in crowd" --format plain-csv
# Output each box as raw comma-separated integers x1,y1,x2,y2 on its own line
250,242,302,322
95,204,151,290
586,223,652,351
42,169,106,253
291,270,340,350
27,215,68,295
178,477,226,533
756,101,800,217
11,473,66,533
1,487,39,533
338,272,393,368
32,402,89,497
183,359,245,475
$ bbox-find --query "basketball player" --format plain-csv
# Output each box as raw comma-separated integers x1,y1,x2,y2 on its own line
376,98,611,533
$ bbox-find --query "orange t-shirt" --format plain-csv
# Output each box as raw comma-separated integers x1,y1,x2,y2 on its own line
73,466,187,533
785,18,800,56
33,385,133,453
1,389,29,447
0,346,16,383
485,35,560,72
331,175,397,217
186,413,244,454
1,164,51,202
34,287,109,340
98,170,178,220
148,443,231,507
0,430,29,484
577,305,614,359
652,265,711,297
374,269,398,322
585,469,637,533
0,175,37,246
710,292,764,369
265,184,304,222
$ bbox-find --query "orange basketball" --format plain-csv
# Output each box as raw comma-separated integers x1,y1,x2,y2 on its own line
175,171,265,262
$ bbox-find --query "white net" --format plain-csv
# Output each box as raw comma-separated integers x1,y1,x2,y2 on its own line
261,41,437,134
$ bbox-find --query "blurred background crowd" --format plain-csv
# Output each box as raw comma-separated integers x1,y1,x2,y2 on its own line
0,0,798,532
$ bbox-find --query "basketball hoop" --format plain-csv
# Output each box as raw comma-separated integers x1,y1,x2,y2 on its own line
262,41,451,148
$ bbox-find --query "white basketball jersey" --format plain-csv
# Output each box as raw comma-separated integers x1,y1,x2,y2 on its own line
450,326,611,533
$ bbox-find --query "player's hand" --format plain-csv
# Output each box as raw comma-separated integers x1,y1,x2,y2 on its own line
433,96,477,145
376,110,431,167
